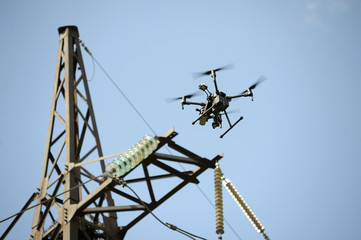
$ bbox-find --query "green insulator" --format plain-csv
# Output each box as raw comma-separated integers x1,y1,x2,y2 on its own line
125,152,137,168
130,147,143,164
134,142,146,159
113,156,127,176
105,162,122,177
119,155,132,173
105,135,157,178
137,139,152,159
143,135,158,151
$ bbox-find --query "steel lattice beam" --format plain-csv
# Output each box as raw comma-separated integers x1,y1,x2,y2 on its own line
1,26,223,240
29,25,119,240
72,128,223,239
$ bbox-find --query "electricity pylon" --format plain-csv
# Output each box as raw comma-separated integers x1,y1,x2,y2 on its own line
29,25,119,239
1,25,222,239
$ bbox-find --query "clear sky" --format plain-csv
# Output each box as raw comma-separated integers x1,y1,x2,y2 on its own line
0,1,360,239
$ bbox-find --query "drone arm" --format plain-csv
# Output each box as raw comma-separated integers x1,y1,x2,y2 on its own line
182,101,205,106
181,100,205,110
227,90,253,100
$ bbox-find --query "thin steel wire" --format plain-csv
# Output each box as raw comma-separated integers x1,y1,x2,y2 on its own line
88,56,95,81
80,42,243,240
166,147,243,240
119,180,207,240
91,56,157,136
0,175,102,224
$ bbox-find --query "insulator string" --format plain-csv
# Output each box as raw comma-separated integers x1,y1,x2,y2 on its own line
79,40,243,240
222,177,270,239
214,163,224,240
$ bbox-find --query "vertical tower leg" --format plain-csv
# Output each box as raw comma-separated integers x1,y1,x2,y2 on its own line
30,26,119,240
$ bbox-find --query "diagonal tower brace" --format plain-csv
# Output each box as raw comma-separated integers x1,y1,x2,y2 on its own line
1,26,223,240
64,127,223,239
29,25,119,240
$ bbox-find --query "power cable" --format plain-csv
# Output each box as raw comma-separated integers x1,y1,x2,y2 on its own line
79,39,157,136
166,147,243,240
79,41,242,240
0,175,102,224
88,56,95,81
115,178,207,240
92,56,157,136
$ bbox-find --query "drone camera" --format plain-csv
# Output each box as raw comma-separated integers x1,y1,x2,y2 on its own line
169,65,263,138
199,116,207,125
199,83,208,91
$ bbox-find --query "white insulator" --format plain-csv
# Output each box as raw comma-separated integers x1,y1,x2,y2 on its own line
222,178,265,233
214,164,224,236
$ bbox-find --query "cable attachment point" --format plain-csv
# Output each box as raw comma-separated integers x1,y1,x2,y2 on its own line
166,222,178,231
78,39,93,56
115,178,127,188
103,171,127,187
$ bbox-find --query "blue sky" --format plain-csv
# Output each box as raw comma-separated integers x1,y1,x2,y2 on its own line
0,1,360,239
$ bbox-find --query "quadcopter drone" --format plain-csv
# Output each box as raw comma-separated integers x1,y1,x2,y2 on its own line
168,64,265,138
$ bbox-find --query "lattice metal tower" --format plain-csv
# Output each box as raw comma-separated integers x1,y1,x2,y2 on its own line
30,25,119,239
0,25,223,240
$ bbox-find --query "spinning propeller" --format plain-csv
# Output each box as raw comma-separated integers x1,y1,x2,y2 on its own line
241,75,266,94
166,63,265,138
192,63,234,79
228,76,266,101
165,91,201,102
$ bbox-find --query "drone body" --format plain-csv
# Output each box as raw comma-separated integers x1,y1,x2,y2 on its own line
170,65,264,138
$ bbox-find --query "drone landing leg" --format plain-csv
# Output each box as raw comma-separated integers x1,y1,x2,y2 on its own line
220,116,243,138
224,110,232,126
